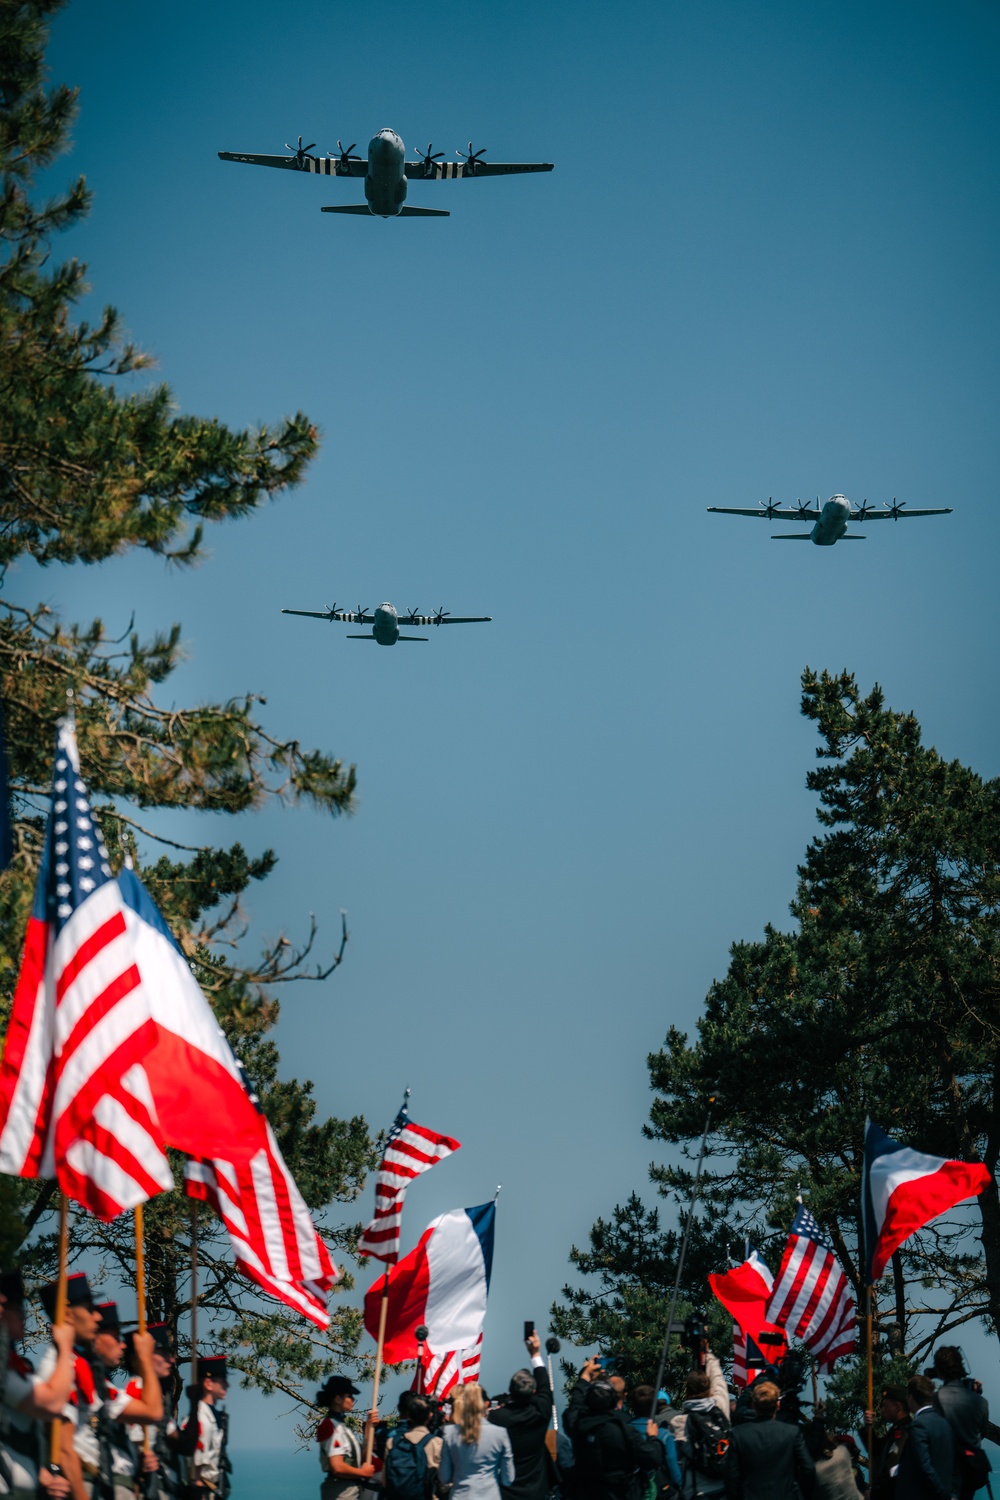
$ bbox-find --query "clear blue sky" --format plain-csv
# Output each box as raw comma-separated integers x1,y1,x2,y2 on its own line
12,0,1000,1454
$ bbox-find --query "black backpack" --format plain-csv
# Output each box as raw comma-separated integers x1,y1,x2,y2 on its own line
384,1430,434,1500
684,1408,731,1483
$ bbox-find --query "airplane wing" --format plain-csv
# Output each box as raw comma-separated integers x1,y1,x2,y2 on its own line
219,152,367,178
396,614,493,626
853,507,953,520
707,506,821,521
282,608,374,624
404,160,553,179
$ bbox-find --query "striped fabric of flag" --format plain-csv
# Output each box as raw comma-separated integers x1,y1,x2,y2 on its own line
357,1100,460,1263
420,1335,483,1399
0,720,172,1219
765,1203,856,1371
184,1122,339,1330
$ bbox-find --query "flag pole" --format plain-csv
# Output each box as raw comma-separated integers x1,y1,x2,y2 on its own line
865,1285,874,1421
135,1205,151,1456
49,1191,70,1469
364,1268,390,1464
188,1201,200,1488
649,1096,715,1417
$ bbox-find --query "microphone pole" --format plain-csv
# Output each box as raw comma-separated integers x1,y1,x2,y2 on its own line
649,1096,715,1417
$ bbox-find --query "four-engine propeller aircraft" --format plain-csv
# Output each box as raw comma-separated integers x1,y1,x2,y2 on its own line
219,129,553,218
708,493,953,546
282,601,492,645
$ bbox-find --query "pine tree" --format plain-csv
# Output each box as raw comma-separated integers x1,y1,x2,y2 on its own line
560,669,1000,1422
0,0,376,1400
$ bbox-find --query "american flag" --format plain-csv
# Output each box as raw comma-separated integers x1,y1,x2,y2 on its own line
357,1097,460,1263
0,720,173,1218
732,1323,750,1388
184,1121,339,1331
418,1335,483,1399
765,1203,856,1370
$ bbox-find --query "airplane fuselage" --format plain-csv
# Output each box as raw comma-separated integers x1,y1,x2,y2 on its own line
365,130,407,217
810,495,852,545
371,603,401,643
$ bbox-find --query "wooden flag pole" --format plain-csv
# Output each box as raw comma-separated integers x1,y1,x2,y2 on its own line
865,1285,874,1419
364,1270,390,1465
135,1205,151,1455
49,1192,70,1468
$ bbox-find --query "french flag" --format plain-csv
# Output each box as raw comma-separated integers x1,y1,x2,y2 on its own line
364,1201,495,1363
863,1119,992,1284
709,1246,785,1350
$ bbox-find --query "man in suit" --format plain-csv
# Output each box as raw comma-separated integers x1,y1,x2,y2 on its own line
725,1380,815,1500
895,1376,955,1500
488,1329,553,1500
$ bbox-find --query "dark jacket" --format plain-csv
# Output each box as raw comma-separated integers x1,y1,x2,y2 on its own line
936,1382,988,1453
725,1416,815,1500
870,1419,909,1500
895,1408,954,1500
564,1382,662,1500
488,1364,553,1500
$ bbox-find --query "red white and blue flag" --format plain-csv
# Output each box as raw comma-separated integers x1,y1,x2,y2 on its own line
357,1098,460,1264
112,864,338,1326
0,720,172,1218
417,1334,484,1400
863,1119,991,1285
765,1203,855,1371
364,1201,495,1362
709,1245,780,1348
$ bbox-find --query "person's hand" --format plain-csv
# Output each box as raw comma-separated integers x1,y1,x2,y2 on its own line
358,1462,375,1479
646,1420,658,1438
40,1469,71,1499
526,1331,541,1357
580,1358,600,1383
863,1410,874,1429
132,1330,154,1362
142,1453,160,1473
51,1321,75,1356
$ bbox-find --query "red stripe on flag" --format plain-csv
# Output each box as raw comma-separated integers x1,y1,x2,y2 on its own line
55,911,128,1004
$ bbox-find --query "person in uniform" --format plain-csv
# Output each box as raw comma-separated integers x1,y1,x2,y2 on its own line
123,1325,188,1500
315,1376,375,1500
37,1275,162,1500
180,1357,230,1497
0,1269,76,1500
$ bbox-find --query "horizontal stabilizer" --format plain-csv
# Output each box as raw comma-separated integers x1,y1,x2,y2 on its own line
320,205,451,217
836,535,866,540
397,206,450,217
770,534,813,540
321,204,374,215
345,634,377,639
397,635,429,641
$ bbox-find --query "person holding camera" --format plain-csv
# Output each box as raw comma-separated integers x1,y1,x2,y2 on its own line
486,1329,553,1500
674,1346,731,1500
926,1349,989,1500
724,1381,814,1500
563,1357,662,1500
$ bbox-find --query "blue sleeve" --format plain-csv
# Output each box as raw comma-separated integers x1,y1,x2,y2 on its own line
439,1432,454,1486
661,1429,683,1489
499,1429,515,1488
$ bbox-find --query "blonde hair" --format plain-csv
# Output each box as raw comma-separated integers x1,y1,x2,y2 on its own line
452,1383,484,1445
750,1381,780,1415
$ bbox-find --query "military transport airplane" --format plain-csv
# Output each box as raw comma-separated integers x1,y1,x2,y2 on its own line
219,130,553,218
707,494,953,546
282,602,492,645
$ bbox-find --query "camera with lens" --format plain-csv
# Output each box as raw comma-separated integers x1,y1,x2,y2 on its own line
596,1352,627,1376
680,1309,710,1361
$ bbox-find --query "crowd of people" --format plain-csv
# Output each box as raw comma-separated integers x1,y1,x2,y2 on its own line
313,1330,993,1500
1,1268,230,1500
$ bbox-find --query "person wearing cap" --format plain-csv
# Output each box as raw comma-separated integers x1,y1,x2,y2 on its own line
36,1275,162,1500
123,1325,186,1500
0,1268,76,1500
180,1357,231,1497
315,1375,375,1499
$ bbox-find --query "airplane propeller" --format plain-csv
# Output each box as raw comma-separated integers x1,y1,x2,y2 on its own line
758,497,781,519
415,143,444,173
854,499,876,520
405,606,422,621
285,135,317,168
432,607,451,625
457,142,488,174
884,497,907,520
325,603,340,619
354,604,369,621
793,498,813,520
336,140,358,171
